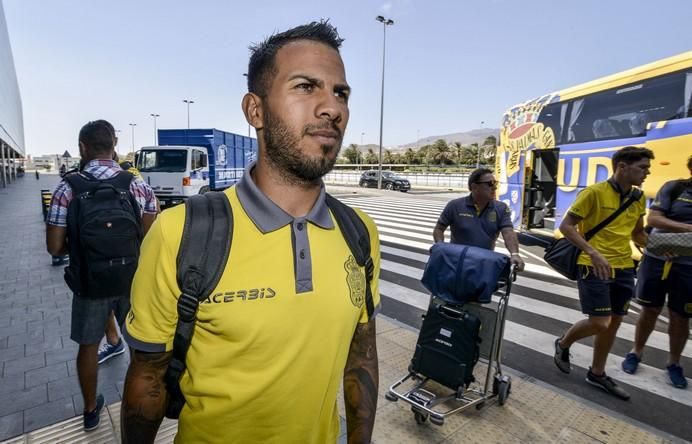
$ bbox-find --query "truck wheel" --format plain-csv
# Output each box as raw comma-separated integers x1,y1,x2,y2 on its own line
199,186,210,194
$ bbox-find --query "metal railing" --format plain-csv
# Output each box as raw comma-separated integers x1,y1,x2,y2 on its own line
324,170,470,189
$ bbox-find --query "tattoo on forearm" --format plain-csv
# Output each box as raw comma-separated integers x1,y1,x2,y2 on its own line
344,320,378,444
121,349,172,444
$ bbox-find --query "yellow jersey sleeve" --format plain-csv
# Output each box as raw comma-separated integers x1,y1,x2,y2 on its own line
123,210,182,352
355,209,381,323
567,187,594,220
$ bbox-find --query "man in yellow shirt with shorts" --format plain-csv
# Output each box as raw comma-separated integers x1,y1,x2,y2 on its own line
553,146,652,400
120,21,381,443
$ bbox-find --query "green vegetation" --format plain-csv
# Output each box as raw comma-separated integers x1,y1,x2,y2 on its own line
340,137,497,172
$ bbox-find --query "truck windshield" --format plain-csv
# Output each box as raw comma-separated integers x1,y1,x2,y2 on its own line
138,150,187,172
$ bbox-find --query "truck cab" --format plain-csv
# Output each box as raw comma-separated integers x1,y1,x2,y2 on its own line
136,128,257,209
137,145,209,207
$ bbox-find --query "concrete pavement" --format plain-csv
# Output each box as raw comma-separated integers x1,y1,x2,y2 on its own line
0,174,684,443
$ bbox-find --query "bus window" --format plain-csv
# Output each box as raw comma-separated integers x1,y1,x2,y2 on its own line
685,71,692,117
537,102,567,144
565,72,686,143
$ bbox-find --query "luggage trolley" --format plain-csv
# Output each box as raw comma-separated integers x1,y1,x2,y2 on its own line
385,244,516,426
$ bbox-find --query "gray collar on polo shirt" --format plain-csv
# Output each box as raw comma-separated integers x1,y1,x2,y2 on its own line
235,161,334,233
235,161,334,294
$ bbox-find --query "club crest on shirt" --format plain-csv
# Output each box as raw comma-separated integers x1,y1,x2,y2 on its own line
487,211,497,223
344,255,365,308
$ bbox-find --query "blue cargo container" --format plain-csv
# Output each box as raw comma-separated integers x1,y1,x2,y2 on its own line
157,128,257,191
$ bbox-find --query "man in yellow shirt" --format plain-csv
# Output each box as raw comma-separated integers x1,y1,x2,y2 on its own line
553,146,652,400
120,21,380,443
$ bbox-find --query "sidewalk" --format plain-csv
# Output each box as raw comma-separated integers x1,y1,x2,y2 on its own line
0,175,681,443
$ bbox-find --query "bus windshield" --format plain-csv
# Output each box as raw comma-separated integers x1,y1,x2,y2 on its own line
138,149,187,173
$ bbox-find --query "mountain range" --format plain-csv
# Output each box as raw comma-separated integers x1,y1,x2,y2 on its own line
355,127,500,153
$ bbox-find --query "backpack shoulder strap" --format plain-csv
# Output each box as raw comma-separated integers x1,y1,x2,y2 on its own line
584,188,642,240
325,194,375,318
109,171,135,190
63,172,95,196
164,192,233,416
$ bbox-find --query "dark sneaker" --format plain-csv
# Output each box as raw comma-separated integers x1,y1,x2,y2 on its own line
666,363,688,389
553,337,570,374
585,369,630,400
621,352,641,375
51,255,69,266
97,339,125,364
83,393,104,431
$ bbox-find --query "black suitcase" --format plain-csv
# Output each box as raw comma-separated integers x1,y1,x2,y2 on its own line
411,301,482,392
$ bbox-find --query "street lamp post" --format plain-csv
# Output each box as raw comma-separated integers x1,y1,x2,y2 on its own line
375,15,394,189
476,120,485,169
183,99,194,129
359,132,365,171
150,113,160,145
129,123,137,156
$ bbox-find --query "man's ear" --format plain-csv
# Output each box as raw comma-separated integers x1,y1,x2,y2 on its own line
78,141,86,158
242,93,264,131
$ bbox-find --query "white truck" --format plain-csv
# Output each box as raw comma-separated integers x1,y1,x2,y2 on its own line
136,128,257,208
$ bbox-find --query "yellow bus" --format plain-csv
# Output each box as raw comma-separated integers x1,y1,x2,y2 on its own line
495,51,692,233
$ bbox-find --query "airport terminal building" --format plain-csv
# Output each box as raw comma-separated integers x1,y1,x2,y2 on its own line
0,2,24,187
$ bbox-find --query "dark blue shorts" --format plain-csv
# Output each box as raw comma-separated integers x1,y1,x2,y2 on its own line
70,294,130,345
636,256,692,319
577,266,634,317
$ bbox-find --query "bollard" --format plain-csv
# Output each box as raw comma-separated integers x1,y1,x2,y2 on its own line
41,189,52,221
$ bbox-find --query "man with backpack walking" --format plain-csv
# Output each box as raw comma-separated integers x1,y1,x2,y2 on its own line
121,21,381,443
622,155,692,389
553,146,653,400
46,120,157,431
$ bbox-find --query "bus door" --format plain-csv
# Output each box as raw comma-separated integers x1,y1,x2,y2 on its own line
523,148,559,229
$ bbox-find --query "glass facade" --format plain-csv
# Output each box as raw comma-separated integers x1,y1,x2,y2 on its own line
0,3,24,157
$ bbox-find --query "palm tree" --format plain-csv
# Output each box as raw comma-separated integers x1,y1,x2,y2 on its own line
429,139,452,166
452,142,464,166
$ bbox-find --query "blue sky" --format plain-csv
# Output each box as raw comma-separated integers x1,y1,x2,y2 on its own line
3,0,690,156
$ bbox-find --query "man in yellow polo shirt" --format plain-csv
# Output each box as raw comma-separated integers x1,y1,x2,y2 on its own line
553,146,652,400
120,21,381,443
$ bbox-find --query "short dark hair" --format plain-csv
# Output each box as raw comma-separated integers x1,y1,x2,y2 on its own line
687,155,692,171
468,168,494,188
247,20,344,98
611,146,654,170
79,120,116,155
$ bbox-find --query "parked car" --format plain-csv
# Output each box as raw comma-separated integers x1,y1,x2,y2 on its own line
359,170,411,192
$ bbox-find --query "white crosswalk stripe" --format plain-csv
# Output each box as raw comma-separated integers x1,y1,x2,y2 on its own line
338,195,692,406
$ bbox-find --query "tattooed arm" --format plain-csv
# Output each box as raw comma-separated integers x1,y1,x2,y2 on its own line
121,348,172,444
343,318,379,444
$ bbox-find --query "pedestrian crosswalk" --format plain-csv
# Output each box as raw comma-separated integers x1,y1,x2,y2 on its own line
336,194,692,410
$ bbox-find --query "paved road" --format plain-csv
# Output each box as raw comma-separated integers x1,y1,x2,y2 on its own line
331,189,692,442
1,177,691,441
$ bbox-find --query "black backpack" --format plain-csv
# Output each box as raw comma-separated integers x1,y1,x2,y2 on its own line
164,192,375,419
64,171,142,299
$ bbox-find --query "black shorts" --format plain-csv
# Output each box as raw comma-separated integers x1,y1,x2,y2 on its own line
636,256,692,319
70,294,130,345
577,266,634,317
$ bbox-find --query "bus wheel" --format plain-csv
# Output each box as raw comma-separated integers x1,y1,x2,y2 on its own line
199,186,210,194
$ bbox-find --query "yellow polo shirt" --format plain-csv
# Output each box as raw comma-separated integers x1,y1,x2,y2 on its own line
123,175,380,444
567,180,645,268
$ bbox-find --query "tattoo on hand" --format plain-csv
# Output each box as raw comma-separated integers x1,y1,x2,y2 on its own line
121,349,172,444
344,320,378,444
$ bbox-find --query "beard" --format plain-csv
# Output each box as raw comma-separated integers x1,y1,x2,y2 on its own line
262,106,342,186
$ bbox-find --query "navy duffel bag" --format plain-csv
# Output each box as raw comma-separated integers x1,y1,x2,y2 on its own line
422,243,511,304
